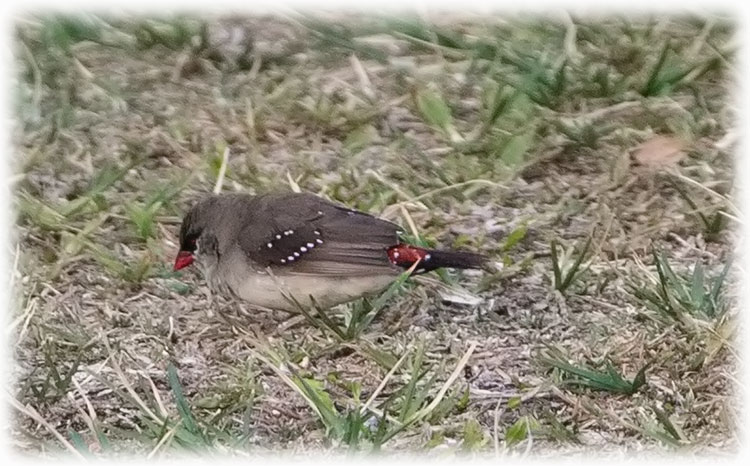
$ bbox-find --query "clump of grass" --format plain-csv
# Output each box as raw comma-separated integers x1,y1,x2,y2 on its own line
252,339,476,450
84,241,156,284
550,236,592,295
667,177,729,242
504,415,541,448
17,163,131,230
130,17,203,50
555,119,615,152
539,346,649,395
640,39,721,97
86,351,244,456
505,56,569,110
639,404,687,447
499,221,528,266
629,248,731,325
413,85,464,143
126,180,186,242
21,338,92,403
461,418,489,451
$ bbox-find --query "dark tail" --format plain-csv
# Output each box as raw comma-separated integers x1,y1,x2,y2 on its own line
387,243,487,274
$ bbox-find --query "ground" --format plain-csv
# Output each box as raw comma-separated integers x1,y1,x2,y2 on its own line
9,12,739,458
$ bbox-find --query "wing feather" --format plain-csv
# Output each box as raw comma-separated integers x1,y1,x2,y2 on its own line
236,193,401,276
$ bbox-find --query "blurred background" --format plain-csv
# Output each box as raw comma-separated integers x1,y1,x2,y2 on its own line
10,11,738,456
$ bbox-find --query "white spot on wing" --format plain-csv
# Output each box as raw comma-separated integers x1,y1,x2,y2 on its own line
424,254,431,260
307,242,314,248
294,252,300,257
316,239,323,244
314,230,321,235
287,256,295,261
267,243,273,248
275,234,281,239
300,246,307,252
280,259,286,263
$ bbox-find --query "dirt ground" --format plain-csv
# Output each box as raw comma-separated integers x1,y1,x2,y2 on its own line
9,12,739,457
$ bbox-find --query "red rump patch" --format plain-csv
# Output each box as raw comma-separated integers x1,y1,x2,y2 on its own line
387,243,427,266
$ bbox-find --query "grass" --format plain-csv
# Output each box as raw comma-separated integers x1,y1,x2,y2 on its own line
630,247,732,326
11,11,737,457
666,176,730,242
539,346,649,396
550,236,592,296
251,338,475,450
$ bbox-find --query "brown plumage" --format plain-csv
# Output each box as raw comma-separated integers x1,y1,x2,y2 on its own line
174,192,486,311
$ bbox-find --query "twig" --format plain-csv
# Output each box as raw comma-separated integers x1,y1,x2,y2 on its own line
360,351,409,415
146,421,181,459
380,178,506,218
561,11,580,61
365,169,426,211
7,297,37,342
350,54,375,101
103,338,161,423
407,341,478,422
670,171,740,219
9,242,20,290
213,147,230,194
146,374,168,419
286,171,302,193
399,204,420,239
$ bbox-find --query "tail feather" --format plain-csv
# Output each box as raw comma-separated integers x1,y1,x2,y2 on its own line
387,243,486,274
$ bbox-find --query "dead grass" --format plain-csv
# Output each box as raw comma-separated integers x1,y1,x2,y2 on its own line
9,11,738,457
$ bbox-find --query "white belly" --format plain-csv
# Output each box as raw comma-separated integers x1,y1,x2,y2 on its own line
199,248,398,311
229,273,397,311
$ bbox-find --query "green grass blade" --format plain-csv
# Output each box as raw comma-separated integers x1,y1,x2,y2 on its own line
399,340,426,423
689,262,705,311
503,223,528,251
642,39,671,96
291,371,343,437
560,235,592,291
358,268,411,332
166,362,202,440
68,429,90,456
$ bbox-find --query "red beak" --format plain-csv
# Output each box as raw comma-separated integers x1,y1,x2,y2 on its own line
173,251,195,271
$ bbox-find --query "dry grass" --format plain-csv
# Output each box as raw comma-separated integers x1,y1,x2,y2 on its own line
9,12,738,457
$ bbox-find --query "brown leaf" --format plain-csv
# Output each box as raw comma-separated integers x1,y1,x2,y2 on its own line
633,135,686,168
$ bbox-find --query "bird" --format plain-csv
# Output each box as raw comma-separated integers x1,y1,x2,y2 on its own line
173,192,486,312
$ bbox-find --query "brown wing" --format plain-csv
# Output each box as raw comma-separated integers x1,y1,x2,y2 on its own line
237,193,402,276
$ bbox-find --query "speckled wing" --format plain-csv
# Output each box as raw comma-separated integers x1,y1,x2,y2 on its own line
236,193,402,276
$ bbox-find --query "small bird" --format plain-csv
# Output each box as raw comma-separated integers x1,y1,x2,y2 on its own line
173,192,486,311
